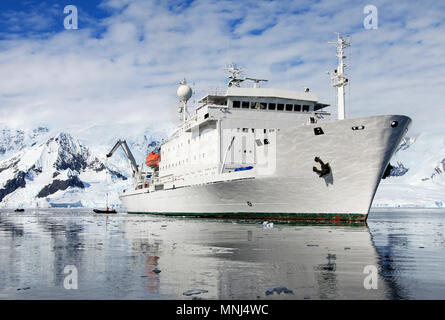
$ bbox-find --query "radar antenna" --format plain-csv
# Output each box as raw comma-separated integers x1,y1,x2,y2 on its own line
225,63,245,87
328,33,351,120
245,77,268,88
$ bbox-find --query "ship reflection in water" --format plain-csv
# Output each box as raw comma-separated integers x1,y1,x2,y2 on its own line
0,208,445,299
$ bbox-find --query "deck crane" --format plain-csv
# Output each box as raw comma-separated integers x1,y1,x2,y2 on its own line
106,139,139,178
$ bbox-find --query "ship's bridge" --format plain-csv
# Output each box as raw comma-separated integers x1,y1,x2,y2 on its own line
158,78,332,188
198,86,329,113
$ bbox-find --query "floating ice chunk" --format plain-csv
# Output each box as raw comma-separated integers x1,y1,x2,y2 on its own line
183,289,208,296
263,221,274,229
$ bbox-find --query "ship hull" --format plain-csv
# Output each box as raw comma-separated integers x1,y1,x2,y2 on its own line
120,115,411,221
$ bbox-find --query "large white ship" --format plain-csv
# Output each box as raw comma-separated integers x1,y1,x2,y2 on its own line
108,35,411,222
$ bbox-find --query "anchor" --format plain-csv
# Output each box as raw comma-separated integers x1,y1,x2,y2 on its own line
313,156,331,177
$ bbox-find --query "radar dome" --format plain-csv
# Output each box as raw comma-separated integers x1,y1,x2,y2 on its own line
177,78,192,102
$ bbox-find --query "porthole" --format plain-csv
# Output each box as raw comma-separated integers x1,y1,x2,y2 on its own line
391,121,398,128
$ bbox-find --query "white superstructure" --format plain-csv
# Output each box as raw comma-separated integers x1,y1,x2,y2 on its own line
111,35,411,222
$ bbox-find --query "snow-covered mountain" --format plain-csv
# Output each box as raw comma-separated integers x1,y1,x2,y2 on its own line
374,133,445,208
0,126,51,160
0,127,165,208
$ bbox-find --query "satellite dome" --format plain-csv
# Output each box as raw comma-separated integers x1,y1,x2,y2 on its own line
177,78,192,102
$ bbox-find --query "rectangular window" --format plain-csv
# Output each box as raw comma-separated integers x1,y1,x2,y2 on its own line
285,104,293,111
242,101,250,109
251,102,259,109
268,103,276,110
294,104,301,112
260,102,267,110
242,128,249,132
277,104,284,111
303,105,310,112
233,101,240,108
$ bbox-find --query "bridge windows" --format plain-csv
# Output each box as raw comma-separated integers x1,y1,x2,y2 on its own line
231,100,313,113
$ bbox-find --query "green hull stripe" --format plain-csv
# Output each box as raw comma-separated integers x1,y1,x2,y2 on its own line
126,211,367,222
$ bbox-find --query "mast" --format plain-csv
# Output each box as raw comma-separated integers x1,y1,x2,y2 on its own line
328,34,350,120
225,63,245,87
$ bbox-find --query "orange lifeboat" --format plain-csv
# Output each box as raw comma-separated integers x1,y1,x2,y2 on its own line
145,152,160,169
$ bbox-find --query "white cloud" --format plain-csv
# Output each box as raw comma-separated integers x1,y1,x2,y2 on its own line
0,0,444,136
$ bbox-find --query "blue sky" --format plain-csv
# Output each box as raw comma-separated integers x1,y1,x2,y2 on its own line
0,1,106,37
0,0,444,136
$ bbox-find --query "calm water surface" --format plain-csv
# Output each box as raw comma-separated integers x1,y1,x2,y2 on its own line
0,208,444,299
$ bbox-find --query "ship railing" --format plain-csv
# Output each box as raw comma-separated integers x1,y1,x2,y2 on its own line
205,87,226,96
